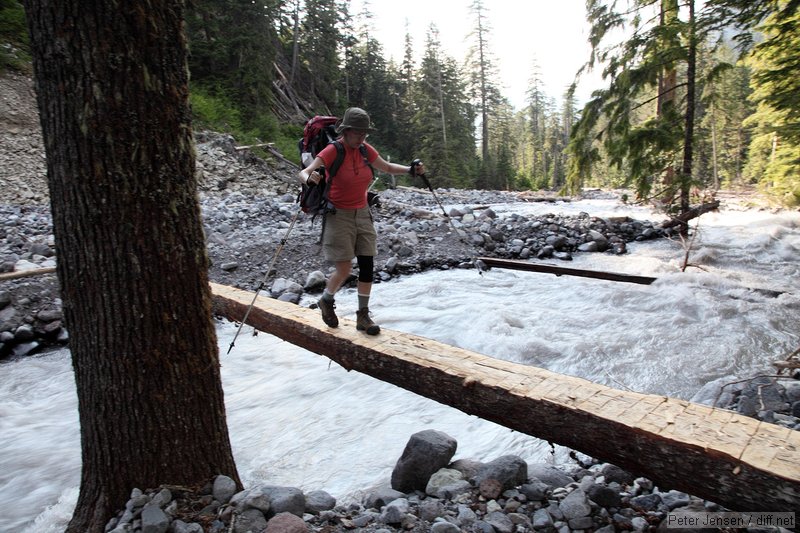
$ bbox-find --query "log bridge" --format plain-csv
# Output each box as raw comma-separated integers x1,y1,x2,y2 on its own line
211,283,800,512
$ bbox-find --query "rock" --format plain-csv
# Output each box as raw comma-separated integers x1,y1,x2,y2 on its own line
527,464,573,489
431,521,460,533
304,490,335,514
0,291,10,309
586,483,621,508
559,488,591,520
390,430,457,492
230,487,271,514
600,463,634,485
485,510,514,533
418,499,445,522
141,503,169,533
380,497,410,524
212,475,237,504
520,479,549,501
258,485,306,518
478,478,503,500
474,455,528,492
364,486,406,510
264,512,307,533
630,492,662,511
425,468,465,497
234,508,267,533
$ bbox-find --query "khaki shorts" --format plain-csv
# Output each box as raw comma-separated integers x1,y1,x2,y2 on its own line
322,207,377,262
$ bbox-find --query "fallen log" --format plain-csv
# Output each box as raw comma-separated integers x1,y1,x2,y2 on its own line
477,257,657,285
211,282,800,512
661,200,721,229
0,266,57,281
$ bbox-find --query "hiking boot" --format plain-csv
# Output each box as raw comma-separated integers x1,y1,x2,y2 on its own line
318,298,338,327
356,308,381,335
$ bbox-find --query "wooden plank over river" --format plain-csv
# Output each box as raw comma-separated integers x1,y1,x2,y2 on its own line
210,283,800,512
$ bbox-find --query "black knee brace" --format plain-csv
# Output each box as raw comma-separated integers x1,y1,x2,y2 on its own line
357,255,374,282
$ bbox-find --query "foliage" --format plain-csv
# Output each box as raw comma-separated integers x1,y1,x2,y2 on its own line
10,0,800,203
0,0,29,71
743,3,800,205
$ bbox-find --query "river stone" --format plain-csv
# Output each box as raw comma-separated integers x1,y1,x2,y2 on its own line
391,430,457,492
532,507,554,529
12,340,39,357
305,490,336,514
426,468,464,496
559,488,591,519
474,455,527,492
485,511,514,533
0,290,10,309
419,499,445,522
141,502,169,533
230,487,271,513
600,464,634,485
258,485,305,517
586,483,621,508
660,490,690,510
456,504,477,526
449,458,483,480
380,497,410,524
212,475,237,504
527,464,573,489
520,479,549,501
431,521,460,533
304,270,326,291
234,508,267,533
364,486,406,510
172,520,203,533
264,512,307,533
434,480,472,499
630,492,662,511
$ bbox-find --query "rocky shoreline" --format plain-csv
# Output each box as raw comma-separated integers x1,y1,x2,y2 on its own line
102,430,744,533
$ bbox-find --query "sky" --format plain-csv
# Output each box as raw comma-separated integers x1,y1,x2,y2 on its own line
351,0,608,110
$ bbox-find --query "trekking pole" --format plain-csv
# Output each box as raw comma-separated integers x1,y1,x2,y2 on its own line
226,204,302,355
411,160,468,242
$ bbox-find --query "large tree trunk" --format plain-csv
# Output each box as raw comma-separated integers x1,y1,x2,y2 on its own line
23,2,241,531
679,0,697,234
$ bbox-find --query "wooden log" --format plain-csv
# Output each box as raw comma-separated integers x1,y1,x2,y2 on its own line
0,266,57,281
210,282,800,512
661,200,721,229
477,257,657,285
234,143,272,151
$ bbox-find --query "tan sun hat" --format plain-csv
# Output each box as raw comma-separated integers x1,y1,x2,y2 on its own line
335,107,376,134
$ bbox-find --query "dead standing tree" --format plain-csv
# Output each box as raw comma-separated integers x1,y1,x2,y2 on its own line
23,1,241,531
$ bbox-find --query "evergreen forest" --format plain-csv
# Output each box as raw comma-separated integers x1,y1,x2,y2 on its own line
2,0,799,207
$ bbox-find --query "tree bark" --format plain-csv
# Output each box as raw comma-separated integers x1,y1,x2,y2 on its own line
23,2,241,531
679,0,697,235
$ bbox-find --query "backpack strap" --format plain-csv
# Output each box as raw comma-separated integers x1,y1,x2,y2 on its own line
326,140,346,179
359,144,375,179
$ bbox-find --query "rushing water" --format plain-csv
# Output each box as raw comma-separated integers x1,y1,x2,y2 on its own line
1,198,798,532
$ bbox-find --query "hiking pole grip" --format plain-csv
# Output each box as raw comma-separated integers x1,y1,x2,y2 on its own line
409,159,421,177
411,159,434,191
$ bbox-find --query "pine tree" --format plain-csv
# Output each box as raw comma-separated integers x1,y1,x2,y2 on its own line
185,0,279,129
466,0,503,187
743,3,800,205
410,24,478,188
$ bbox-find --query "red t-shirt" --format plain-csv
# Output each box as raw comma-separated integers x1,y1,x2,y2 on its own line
318,141,378,209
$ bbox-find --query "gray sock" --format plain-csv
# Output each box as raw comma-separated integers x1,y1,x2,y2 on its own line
358,293,369,310
321,290,335,302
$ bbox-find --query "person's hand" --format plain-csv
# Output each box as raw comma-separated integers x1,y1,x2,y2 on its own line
409,159,426,176
307,170,321,185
